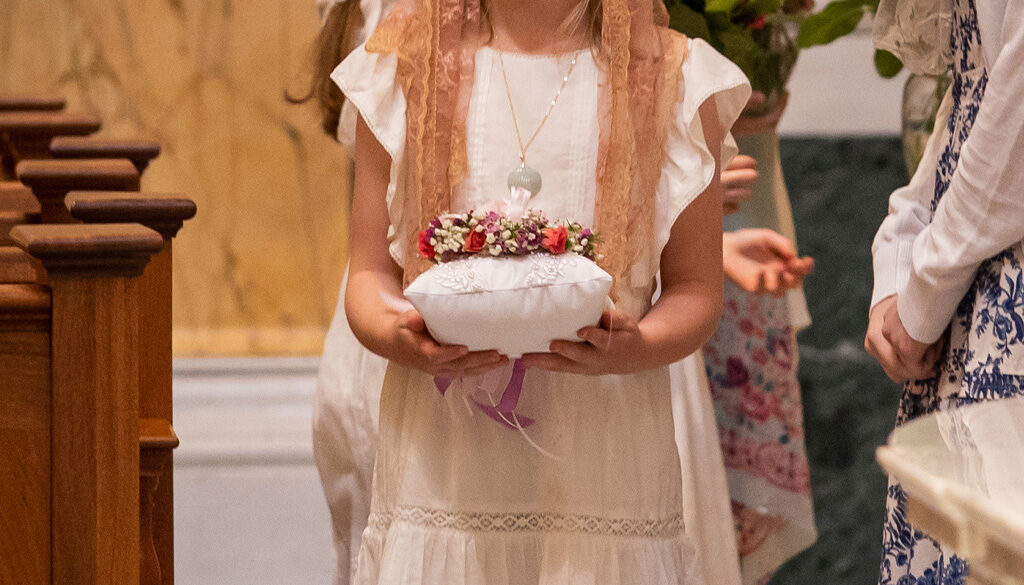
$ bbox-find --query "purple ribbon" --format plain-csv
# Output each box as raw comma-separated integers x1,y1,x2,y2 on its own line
433,358,534,429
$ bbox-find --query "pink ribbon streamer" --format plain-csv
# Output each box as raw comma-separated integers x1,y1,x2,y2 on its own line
433,359,534,428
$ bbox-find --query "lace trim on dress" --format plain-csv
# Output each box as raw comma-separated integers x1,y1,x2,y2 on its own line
368,506,685,538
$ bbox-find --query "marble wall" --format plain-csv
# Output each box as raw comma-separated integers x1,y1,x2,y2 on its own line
0,0,351,356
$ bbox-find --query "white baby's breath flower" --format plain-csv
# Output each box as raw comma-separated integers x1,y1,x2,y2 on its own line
486,233,496,244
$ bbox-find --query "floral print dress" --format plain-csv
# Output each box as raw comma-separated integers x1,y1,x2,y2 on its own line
879,0,1024,582
703,283,816,585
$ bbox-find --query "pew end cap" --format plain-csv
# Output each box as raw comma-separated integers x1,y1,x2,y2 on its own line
67,191,196,238
10,223,164,278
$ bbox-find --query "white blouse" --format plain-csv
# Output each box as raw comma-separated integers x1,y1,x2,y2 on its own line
871,0,1024,343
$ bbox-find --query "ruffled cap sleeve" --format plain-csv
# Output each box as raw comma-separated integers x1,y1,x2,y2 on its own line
650,38,750,269
331,44,409,263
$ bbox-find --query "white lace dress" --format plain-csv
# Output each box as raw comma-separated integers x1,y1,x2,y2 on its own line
328,39,749,585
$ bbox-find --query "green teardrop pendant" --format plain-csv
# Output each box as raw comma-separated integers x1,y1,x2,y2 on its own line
507,164,542,197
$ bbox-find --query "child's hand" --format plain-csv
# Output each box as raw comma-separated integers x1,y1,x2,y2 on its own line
723,229,814,296
389,309,509,377
732,90,789,137
521,309,650,375
722,155,758,215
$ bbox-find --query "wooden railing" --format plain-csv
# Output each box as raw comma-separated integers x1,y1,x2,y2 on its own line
0,95,192,585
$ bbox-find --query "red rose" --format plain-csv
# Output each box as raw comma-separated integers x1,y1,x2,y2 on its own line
750,15,767,29
541,226,568,254
464,229,486,253
418,230,435,259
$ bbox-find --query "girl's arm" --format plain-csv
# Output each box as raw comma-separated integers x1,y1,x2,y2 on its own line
522,101,727,375
346,116,508,377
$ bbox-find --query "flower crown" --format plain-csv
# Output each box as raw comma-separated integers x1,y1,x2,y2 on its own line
418,210,600,264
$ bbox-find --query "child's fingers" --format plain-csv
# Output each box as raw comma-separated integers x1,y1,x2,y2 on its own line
577,326,612,348
600,309,637,331
723,188,752,205
722,168,758,189
785,256,814,275
728,154,758,170
435,353,509,377
763,270,781,295
521,353,588,374
418,339,469,364
781,271,798,289
443,351,507,371
549,340,598,364
761,230,797,260
398,309,427,332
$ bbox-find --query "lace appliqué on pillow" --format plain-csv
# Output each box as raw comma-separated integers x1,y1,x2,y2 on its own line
435,259,485,293
524,254,580,287
369,506,684,538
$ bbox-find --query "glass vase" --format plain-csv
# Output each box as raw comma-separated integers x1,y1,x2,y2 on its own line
901,71,952,174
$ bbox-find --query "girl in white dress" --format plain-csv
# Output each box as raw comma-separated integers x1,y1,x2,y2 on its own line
306,2,811,583
332,0,752,581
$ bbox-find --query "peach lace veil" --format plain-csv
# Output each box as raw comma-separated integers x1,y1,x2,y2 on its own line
367,0,689,299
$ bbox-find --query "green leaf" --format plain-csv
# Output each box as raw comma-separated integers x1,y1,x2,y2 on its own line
797,0,867,48
749,0,785,14
667,2,714,42
705,0,740,14
717,26,763,78
873,49,904,77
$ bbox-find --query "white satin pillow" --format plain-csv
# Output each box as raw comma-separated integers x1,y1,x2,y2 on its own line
405,254,613,358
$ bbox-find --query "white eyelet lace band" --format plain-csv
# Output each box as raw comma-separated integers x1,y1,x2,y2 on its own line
368,506,685,539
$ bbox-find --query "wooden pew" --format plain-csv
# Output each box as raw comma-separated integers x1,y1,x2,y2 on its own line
0,112,101,179
68,191,196,585
0,254,50,585
0,182,41,246
0,96,65,112
3,223,164,585
51,138,161,175
0,103,185,585
15,159,139,223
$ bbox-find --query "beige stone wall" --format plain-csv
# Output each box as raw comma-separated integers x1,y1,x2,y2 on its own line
1,0,351,356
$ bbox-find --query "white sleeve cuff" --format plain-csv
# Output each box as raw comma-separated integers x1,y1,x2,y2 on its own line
896,259,973,344
871,238,915,311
